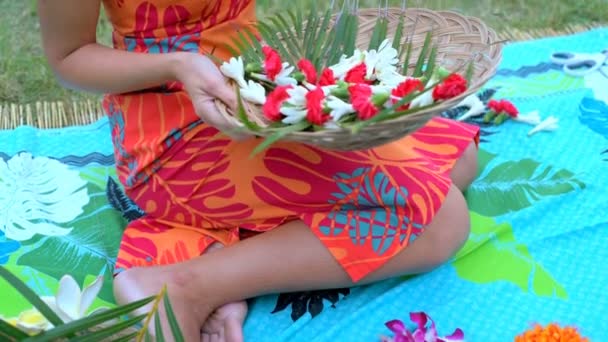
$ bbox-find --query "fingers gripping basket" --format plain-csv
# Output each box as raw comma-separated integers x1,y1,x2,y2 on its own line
216,8,503,151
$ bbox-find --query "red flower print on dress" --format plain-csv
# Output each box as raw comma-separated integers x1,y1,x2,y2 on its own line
432,74,467,101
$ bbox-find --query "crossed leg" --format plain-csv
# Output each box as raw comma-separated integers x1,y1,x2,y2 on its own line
114,142,478,342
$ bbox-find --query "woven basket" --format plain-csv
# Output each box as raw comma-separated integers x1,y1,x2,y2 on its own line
216,7,503,150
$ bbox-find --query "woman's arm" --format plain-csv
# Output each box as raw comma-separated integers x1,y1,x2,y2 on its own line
38,0,189,94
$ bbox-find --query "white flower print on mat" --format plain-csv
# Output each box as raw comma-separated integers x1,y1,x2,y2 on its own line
0,152,89,241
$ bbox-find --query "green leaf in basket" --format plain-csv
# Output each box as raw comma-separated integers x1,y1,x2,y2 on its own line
251,121,311,156
25,296,155,342
392,14,405,53
114,331,140,342
68,314,147,342
401,40,413,75
235,87,262,133
163,290,185,342
453,212,568,299
270,14,302,63
368,15,388,51
310,9,333,70
465,59,475,85
424,45,438,80
343,11,359,57
16,181,124,304
0,318,29,341
466,150,586,217
413,30,433,77
0,266,64,328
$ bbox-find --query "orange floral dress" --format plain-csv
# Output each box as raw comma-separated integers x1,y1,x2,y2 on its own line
101,0,479,282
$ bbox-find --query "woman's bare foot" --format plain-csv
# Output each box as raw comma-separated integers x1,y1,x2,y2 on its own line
201,301,248,342
201,243,248,342
114,267,214,341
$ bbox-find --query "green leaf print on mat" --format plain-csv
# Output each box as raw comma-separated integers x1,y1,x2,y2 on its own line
466,149,585,217
453,212,567,299
16,182,125,303
486,70,585,98
80,166,118,190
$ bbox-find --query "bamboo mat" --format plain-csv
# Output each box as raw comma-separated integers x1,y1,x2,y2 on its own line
0,23,604,130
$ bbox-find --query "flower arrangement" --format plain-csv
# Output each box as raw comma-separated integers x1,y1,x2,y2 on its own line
515,323,589,342
380,312,464,342
212,2,501,154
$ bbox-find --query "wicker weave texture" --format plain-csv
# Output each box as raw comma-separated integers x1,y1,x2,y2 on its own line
216,8,503,150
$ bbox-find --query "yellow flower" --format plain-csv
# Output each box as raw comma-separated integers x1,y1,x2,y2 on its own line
3,309,52,336
516,323,589,342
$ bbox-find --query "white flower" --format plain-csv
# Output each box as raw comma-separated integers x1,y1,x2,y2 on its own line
377,68,406,88
0,153,88,241
514,110,542,125
220,56,247,88
275,63,298,86
41,275,108,323
281,106,308,124
326,96,355,121
286,85,309,107
330,50,364,79
410,89,435,108
363,39,400,80
455,94,485,121
240,80,266,105
528,116,559,136
3,275,108,336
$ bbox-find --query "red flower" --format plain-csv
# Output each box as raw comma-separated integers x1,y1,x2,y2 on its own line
349,84,379,120
432,73,468,101
319,68,336,86
262,46,283,81
297,58,318,84
305,87,329,125
488,99,519,117
263,85,292,122
391,79,424,110
345,63,369,84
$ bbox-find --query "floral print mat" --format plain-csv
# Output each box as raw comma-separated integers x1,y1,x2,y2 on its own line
1,28,608,341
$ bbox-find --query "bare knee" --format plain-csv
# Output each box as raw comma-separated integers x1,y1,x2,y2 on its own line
451,141,479,191
423,186,471,267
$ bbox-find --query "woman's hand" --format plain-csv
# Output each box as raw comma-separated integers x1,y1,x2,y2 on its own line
174,52,251,140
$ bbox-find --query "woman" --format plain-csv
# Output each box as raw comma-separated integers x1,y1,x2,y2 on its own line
38,0,479,341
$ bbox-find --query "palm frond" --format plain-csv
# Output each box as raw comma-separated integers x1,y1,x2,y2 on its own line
252,121,310,155
412,31,433,77
0,318,28,341
68,314,147,342
368,14,388,51
154,312,166,342
163,291,185,342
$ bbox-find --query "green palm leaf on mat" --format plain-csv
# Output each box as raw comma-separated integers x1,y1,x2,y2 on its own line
466,149,586,217
452,213,568,299
0,266,185,341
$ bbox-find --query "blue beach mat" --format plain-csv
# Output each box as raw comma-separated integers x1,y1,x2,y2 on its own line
1,28,607,341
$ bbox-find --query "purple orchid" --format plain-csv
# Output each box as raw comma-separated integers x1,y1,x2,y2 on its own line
381,312,464,342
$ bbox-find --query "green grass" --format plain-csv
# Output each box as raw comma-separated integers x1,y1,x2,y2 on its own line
1,0,606,104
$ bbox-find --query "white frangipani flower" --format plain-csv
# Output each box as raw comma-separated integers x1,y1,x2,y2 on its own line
220,56,247,88
240,80,266,105
376,68,406,88
3,275,109,335
326,96,355,121
41,275,108,323
0,153,88,241
275,62,298,86
410,88,435,108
